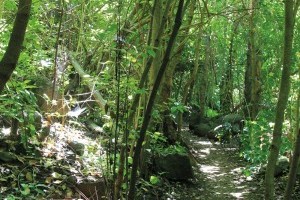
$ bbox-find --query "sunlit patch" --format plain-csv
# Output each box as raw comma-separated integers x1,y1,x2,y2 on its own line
230,167,243,174
199,147,210,155
39,122,105,178
235,185,246,189
230,192,245,198
195,140,211,146
209,147,217,151
200,165,220,174
0,127,11,136
40,59,52,67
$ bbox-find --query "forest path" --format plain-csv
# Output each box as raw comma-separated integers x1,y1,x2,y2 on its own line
162,131,263,200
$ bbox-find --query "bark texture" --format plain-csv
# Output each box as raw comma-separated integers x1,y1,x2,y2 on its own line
127,1,184,198
284,2,300,196
244,0,262,120
264,0,298,199
114,1,172,198
0,0,32,93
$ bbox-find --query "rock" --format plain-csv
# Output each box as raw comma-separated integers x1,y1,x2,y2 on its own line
207,131,218,141
37,127,50,142
189,112,208,130
0,151,17,162
34,111,43,130
76,178,106,199
155,153,194,180
67,141,85,156
163,115,179,143
221,114,243,123
219,114,244,134
194,123,211,137
259,156,290,177
274,156,290,177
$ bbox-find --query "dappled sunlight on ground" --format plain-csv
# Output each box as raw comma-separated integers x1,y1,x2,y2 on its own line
156,130,264,199
194,140,211,146
230,192,245,198
176,131,262,199
200,164,220,174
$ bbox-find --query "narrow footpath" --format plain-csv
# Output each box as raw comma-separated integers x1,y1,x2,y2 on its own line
161,131,263,200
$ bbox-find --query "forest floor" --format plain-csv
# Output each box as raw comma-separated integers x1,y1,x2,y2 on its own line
2,124,300,199
157,130,297,200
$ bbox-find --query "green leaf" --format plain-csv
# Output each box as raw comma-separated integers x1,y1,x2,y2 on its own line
21,184,31,196
147,49,156,57
128,156,133,164
150,176,160,185
25,172,33,182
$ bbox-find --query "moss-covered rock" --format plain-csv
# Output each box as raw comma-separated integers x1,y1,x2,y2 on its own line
155,153,194,180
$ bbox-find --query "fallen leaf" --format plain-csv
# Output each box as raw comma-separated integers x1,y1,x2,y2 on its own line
25,172,33,182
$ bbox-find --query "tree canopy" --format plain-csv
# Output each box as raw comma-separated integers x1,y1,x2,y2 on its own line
0,0,299,199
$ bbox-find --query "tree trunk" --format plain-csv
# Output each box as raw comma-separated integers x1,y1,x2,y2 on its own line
0,0,3,19
284,36,300,199
264,0,298,199
199,35,210,118
284,128,300,200
0,0,32,93
177,6,203,131
149,0,163,89
127,1,184,198
244,42,252,116
244,0,262,120
159,0,195,140
114,1,173,198
220,23,237,113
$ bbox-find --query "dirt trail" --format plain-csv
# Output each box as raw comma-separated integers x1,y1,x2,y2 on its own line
162,131,262,200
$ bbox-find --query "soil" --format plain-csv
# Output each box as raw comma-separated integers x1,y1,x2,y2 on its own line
152,130,300,200
2,124,300,199
157,130,263,200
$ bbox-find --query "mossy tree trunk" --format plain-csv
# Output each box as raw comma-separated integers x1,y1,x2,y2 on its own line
284,3,300,196
0,0,3,19
149,0,164,90
264,0,298,199
177,4,204,131
244,0,262,120
127,1,184,198
198,35,211,118
159,0,195,141
114,1,171,198
219,22,238,113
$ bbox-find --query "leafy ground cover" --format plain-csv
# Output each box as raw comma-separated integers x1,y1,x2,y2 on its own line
1,125,300,199
0,122,105,199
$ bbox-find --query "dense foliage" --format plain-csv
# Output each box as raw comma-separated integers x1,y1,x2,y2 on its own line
0,0,299,199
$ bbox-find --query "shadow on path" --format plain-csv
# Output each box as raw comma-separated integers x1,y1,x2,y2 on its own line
162,131,262,200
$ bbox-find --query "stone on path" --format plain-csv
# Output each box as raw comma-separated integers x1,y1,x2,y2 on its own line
155,153,194,180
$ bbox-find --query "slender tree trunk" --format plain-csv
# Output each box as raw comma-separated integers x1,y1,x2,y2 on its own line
284,32,300,199
220,23,237,113
244,42,252,116
177,7,203,131
0,0,3,19
114,1,172,198
284,115,299,199
159,0,195,140
264,0,298,199
199,35,210,117
0,0,32,93
149,0,163,89
248,0,257,119
127,1,184,198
